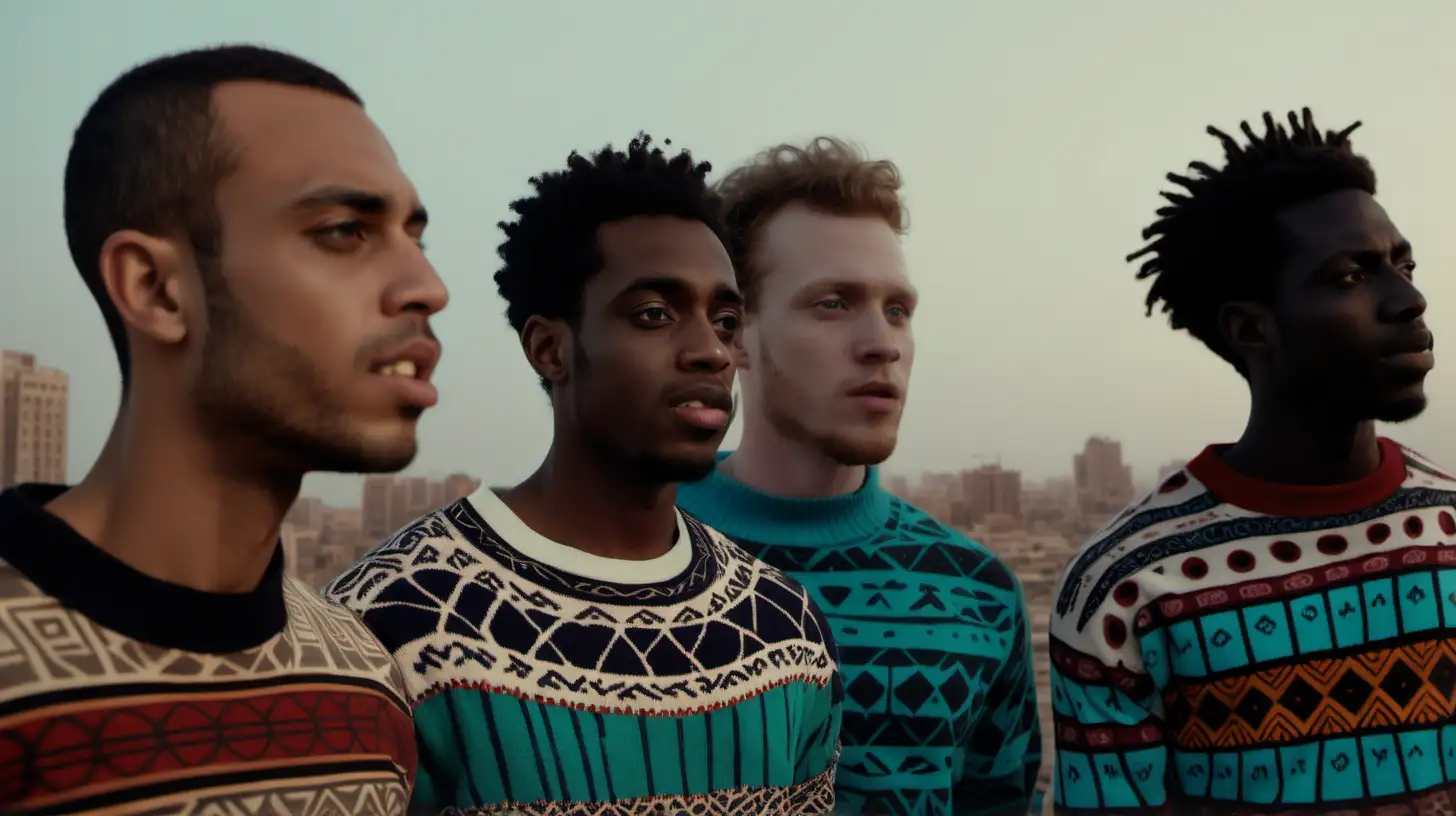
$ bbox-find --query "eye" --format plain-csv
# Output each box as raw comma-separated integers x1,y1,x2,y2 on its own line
1401,261,1417,278
713,312,742,333
817,299,847,311
633,306,672,325
887,304,911,320
313,221,367,249
1336,268,1369,286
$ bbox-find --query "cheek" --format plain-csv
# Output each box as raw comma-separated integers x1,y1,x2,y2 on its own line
229,258,372,367
1288,308,1367,360
764,320,839,372
581,345,659,409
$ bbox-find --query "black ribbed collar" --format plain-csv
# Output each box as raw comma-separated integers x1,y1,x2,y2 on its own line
0,483,287,653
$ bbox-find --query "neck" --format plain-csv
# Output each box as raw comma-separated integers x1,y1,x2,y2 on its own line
46,392,298,593
725,412,865,497
502,436,679,561
1223,390,1381,485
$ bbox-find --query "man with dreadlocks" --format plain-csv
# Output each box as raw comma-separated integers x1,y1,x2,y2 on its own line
1048,108,1456,815
327,134,841,815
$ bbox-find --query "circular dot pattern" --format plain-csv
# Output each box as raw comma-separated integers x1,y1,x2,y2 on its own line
1317,535,1348,556
1270,540,1301,563
1183,557,1208,580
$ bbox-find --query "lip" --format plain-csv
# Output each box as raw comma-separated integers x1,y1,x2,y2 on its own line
1384,329,1434,357
369,338,442,409
846,381,902,413
1381,349,1435,374
666,382,733,432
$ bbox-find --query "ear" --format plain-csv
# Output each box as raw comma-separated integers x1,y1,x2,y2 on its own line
521,315,571,388
1218,300,1279,365
97,229,197,348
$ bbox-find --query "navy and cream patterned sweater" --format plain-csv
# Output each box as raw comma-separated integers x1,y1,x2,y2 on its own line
679,456,1043,816
325,486,842,815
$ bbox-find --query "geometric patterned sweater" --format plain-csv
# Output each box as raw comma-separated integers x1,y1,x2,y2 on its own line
323,486,842,815
1049,438,1456,816
679,458,1042,816
0,484,418,816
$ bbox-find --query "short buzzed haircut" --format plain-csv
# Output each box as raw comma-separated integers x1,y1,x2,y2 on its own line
63,44,362,385
714,136,907,307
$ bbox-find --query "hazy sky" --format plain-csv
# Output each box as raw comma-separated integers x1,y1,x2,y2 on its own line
5,1,1456,507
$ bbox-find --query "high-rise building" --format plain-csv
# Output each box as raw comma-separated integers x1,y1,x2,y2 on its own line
285,496,327,531
1073,435,1134,515
444,472,481,502
0,350,68,489
362,475,394,539
362,473,482,541
962,465,1023,524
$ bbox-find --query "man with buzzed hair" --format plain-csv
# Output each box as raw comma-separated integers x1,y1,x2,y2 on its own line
0,45,444,814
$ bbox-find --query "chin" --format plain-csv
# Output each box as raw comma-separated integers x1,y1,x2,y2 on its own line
641,450,719,484
304,425,419,474
1373,394,1429,424
818,429,898,467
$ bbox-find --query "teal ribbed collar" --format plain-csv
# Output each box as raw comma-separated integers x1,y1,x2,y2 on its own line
677,451,894,547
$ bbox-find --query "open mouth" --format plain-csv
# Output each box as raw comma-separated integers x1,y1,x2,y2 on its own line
373,360,421,379
668,388,733,433
368,340,441,408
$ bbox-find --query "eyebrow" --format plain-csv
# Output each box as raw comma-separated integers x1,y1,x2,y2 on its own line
289,185,429,227
616,275,744,306
796,277,919,303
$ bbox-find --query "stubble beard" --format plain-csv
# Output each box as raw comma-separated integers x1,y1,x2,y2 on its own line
758,345,898,467
190,267,417,475
572,339,721,485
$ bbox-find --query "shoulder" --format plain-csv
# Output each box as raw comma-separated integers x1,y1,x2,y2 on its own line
1394,441,1456,490
1050,468,1223,637
281,577,412,704
324,502,469,606
322,501,486,651
887,497,1024,597
692,516,839,653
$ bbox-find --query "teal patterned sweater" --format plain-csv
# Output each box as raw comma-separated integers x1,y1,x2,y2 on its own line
679,455,1042,815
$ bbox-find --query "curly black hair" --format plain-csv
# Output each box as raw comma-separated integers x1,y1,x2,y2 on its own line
495,132,724,335
1128,108,1377,373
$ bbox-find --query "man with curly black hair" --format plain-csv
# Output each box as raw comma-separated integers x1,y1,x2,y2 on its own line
328,134,843,815
1049,109,1456,815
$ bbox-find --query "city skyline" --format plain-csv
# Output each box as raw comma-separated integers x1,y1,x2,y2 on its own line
2,343,1188,509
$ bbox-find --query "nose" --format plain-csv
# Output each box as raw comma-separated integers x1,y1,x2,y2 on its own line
1381,274,1427,324
677,317,734,374
851,312,904,365
383,247,449,318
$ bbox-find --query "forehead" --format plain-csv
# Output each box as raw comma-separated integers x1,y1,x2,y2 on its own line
756,203,908,293
210,81,416,207
1276,189,1403,266
592,216,735,292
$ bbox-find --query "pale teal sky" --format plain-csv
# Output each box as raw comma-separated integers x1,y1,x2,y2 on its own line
5,1,1456,507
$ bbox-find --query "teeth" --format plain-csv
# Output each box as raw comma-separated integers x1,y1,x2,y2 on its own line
681,400,705,408
377,361,418,378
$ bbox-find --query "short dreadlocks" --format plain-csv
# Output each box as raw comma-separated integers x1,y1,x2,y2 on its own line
1128,108,1377,373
